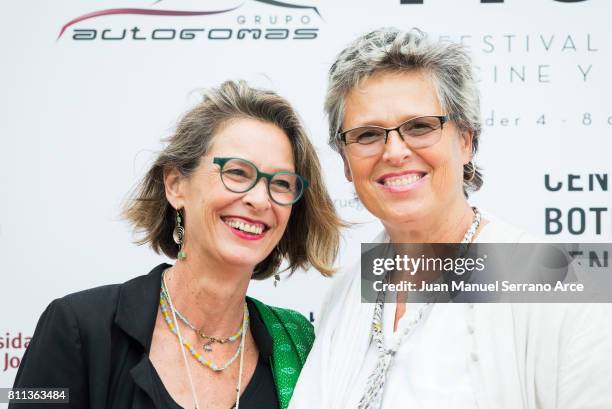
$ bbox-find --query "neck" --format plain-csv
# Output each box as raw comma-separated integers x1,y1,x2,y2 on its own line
163,249,252,337
384,198,475,243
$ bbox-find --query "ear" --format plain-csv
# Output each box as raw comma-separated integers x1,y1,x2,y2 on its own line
341,151,353,182
163,166,185,210
459,129,474,164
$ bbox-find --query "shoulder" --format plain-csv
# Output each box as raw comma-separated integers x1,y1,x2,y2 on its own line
476,211,541,243
315,231,385,328
477,304,612,349
47,264,167,330
323,232,385,310
512,303,612,327
249,298,313,333
57,273,149,318
323,259,361,310
31,283,123,340
60,283,121,315
248,297,314,348
484,303,612,351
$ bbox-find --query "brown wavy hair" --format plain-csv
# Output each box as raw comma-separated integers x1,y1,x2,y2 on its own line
123,80,344,278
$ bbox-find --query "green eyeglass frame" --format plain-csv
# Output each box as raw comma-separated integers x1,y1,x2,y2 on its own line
213,157,309,206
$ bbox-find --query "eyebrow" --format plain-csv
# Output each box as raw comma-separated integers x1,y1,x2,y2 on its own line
344,114,427,129
246,160,296,174
264,166,297,174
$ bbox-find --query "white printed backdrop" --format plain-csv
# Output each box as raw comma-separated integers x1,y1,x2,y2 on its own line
1,0,611,389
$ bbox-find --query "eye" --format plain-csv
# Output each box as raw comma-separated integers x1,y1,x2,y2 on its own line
224,168,249,177
273,180,291,189
403,119,438,136
270,173,300,193
222,163,256,182
413,122,434,129
358,132,381,142
347,128,384,145
271,179,293,191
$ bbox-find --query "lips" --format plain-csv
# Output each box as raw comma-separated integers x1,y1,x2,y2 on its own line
377,170,428,187
221,216,269,236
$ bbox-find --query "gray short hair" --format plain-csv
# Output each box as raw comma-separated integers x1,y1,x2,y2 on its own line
325,27,483,194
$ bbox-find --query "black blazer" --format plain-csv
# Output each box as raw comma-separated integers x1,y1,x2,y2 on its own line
11,263,258,409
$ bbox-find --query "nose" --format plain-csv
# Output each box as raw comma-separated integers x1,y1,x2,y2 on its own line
382,129,413,166
242,178,272,211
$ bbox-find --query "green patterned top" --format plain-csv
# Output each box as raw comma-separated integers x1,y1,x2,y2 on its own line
248,297,315,409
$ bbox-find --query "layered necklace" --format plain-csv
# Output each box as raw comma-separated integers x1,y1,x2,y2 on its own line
160,268,248,409
160,269,248,371
160,281,246,352
358,207,482,409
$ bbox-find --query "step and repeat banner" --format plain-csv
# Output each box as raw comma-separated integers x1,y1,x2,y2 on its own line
1,0,610,389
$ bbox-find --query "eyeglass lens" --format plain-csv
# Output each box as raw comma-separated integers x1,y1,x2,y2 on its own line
220,158,304,205
344,116,444,157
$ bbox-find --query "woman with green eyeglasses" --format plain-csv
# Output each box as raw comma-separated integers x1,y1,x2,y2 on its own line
11,80,343,409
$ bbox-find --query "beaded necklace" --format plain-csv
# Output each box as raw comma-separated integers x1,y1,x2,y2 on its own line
160,268,248,409
159,294,249,372
160,285,244,352
358,207,482,409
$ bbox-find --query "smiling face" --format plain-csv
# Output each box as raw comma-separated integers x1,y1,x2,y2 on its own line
341,70,472,226
168,117,295,271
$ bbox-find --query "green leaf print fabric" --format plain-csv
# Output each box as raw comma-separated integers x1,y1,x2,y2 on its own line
248,297,315,409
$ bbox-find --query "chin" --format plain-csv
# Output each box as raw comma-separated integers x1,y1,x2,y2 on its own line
214,240,263,265
379,201,430,223
220,252,265,270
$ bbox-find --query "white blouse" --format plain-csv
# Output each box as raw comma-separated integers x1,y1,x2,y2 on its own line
350,301,478,409
348,217,524,409
289,217,612,409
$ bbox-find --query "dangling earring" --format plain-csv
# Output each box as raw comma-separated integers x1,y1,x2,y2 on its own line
273,274,280,287
173,209,186,260
465,161,477,183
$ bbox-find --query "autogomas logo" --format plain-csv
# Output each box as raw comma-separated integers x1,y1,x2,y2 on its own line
58,0,322,42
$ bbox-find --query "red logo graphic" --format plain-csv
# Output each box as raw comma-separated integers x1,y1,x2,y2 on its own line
58,0,322,39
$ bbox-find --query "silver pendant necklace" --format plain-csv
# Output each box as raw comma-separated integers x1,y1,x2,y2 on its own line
160,276,244,353
358,207,481,409
162,268,247,409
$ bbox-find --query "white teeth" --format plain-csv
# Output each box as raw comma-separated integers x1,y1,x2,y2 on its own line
224,219,264,235
384,174,423,187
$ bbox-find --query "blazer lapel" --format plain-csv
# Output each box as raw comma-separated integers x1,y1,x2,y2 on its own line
114,263,171,409
115,263,169,352
129,354,164,409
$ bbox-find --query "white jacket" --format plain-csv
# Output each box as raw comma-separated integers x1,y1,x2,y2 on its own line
289,220,612,409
